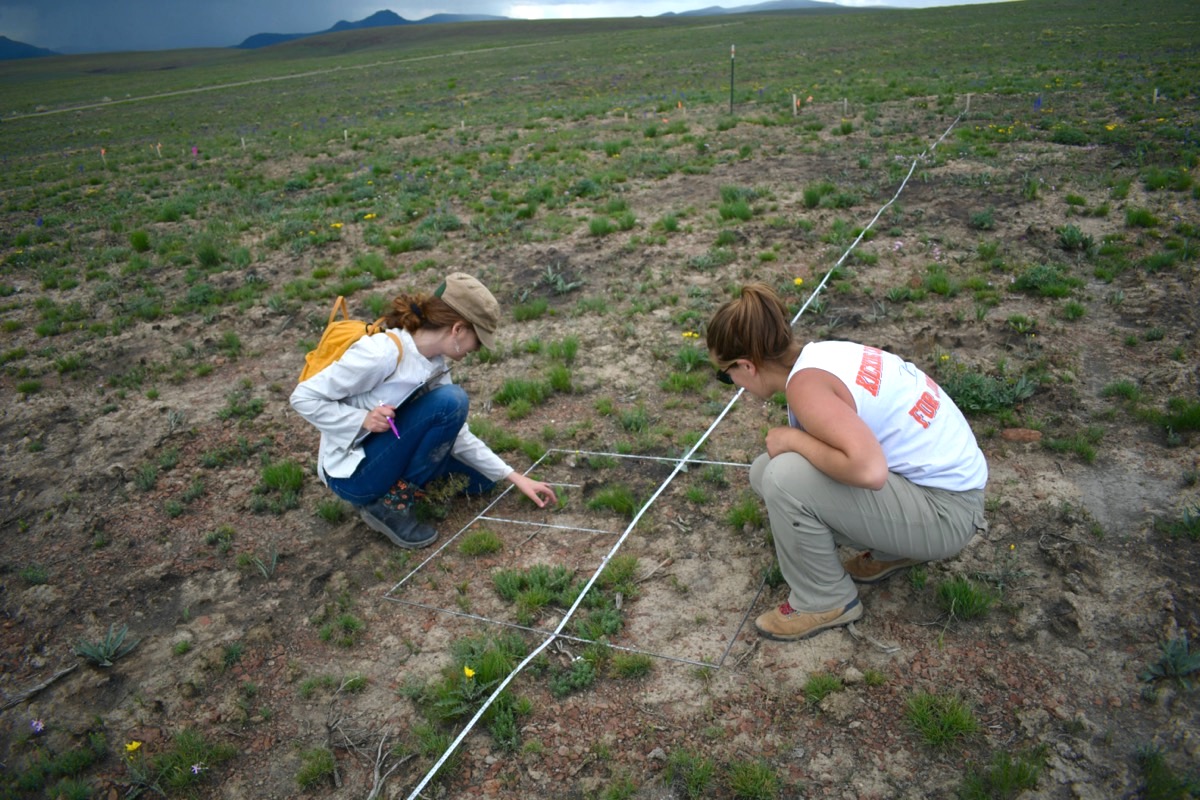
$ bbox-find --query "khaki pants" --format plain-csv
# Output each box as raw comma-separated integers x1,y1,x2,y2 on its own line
749,452,987,613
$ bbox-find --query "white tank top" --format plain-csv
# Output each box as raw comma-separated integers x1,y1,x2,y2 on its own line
787,341,987,491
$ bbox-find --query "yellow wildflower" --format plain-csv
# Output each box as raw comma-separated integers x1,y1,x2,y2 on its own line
793,278,804,286
331,222,343,229
464,666,475,679
126,741,142,754
363,213,377,220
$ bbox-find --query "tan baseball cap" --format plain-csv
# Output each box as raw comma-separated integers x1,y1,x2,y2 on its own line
436,272,501,350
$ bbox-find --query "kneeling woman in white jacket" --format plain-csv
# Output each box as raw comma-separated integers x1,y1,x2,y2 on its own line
290,272,557,548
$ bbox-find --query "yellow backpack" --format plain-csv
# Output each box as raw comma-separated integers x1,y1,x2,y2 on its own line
298,296,402,382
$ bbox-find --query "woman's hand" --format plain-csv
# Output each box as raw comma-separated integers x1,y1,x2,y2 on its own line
506,472,558,509
362,404,397,435
765,425,804,458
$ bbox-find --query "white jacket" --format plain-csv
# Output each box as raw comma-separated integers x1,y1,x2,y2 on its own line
290,328,512,484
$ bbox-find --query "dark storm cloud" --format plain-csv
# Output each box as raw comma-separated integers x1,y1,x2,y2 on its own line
0,0,452,53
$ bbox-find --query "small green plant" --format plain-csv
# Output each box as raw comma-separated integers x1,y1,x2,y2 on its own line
296,747,336,789
493,563,581,624
316,498,348,523
459,529,503,556
493,377,552,410
19,563,48,584
968,208,995,230
222,642,244,669
1012,263,1082,298
937,577,996,620
133,463,159,492
1152,504,1200,541
1134,745,1200,799
320,614,366,647
549,658,596,697
1043,426,1103,463
610,652,653,679
958,746,1047,799
1057,224,1094,252
665,750,716,800
1125,207,1159,228
727,493,764,531
250,547,279,578
75,623,139,667
513,297,549,320
125,729,236,794
587,484,639,518
936,361,1035,415
253,459,304,513
1061,300,1087,320
906,691,979,746
803,672,844,704
217,384,264,421
1139,634,1200,688
726,759,779,800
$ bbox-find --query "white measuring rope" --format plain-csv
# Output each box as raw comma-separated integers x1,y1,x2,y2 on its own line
404,108,966,800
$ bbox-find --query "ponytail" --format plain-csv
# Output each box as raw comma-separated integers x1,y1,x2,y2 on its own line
706,283,801,368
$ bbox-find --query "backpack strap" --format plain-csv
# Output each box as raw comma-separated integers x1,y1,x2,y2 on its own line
328,296,350,326
364,315,404,368
384,331,403,367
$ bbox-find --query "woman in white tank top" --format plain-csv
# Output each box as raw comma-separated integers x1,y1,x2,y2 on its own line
707,283,988,642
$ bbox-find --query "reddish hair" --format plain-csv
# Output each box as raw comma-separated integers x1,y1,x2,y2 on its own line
706,283,802,369
384,292,469,334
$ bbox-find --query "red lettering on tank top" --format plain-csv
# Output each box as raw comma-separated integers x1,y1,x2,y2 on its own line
908,375,942,428
855,346,884,397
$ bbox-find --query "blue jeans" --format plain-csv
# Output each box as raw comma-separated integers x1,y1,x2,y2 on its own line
326,384,496,506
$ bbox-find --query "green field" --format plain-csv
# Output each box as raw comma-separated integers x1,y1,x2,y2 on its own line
1,0,1198,797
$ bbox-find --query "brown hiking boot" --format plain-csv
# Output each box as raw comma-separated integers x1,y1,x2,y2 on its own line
843,552,920,584
754,598,862,641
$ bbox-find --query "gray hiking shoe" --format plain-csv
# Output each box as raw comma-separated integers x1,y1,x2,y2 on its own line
358,499,438,549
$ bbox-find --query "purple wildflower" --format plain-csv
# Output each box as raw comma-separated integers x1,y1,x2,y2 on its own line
31,719,45,734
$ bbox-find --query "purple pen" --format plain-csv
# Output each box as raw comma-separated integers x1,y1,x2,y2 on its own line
380,403,401,438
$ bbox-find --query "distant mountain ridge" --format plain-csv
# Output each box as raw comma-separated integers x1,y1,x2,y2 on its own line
234,2,853,49
234,9,508,50
666,0,857,15
0,35,59,60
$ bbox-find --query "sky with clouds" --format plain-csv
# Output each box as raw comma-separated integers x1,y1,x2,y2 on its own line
0,0,1006,54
